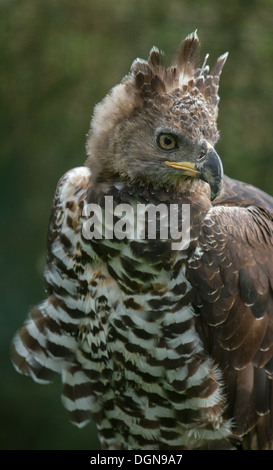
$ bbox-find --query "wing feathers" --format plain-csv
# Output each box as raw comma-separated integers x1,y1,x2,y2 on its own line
11,303,63,384
11,167,98,427
190,189,273,447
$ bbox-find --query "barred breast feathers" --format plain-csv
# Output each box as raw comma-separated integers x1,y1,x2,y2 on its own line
11,165,232,448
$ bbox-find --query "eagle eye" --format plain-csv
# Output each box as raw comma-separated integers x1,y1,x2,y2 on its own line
157,133,178,151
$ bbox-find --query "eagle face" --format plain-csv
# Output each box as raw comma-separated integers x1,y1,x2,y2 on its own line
97,112,223,200
86,31,227,199
12,32,273,451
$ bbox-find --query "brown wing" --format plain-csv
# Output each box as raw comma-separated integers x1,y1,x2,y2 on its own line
188,176,273,449
214,174,273,214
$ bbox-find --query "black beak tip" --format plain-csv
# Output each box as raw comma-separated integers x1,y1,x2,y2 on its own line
196,148,224,201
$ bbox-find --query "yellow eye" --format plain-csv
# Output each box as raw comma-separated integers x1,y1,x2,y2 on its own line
157,133,178,151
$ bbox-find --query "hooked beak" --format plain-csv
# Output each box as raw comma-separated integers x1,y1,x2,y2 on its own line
165,144,223,200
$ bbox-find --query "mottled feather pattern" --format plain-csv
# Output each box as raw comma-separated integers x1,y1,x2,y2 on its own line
131,29,227,139
11,32,273,450
188,202,273,447
12,167,233,449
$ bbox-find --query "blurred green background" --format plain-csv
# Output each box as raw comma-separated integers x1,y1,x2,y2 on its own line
1,0,273,450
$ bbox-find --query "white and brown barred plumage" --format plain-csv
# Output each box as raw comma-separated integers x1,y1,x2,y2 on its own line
11,32,273,449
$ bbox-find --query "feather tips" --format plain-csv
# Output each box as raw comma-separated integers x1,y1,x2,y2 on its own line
174,30,200,86
130,31,228,112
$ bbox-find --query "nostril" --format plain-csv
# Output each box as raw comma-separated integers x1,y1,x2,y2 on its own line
198,151,206,159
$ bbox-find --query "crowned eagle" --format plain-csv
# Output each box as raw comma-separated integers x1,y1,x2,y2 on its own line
11,32,273,450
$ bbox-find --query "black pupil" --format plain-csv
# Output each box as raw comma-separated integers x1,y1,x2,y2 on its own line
164,136,173,146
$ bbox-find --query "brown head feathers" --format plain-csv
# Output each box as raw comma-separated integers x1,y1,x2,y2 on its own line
86,32,228,173
130,31,228,114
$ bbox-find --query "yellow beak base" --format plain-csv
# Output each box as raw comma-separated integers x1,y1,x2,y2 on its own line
165,160,198,177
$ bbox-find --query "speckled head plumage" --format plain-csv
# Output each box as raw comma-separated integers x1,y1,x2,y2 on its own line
86,32,228,197
128,31,228,144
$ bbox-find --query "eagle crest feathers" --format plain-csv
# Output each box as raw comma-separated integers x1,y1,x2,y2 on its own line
130,31,228,112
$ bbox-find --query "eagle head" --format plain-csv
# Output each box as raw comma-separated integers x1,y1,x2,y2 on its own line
86,31,228,200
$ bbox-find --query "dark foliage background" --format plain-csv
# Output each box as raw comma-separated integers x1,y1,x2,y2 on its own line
1,0,273,450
